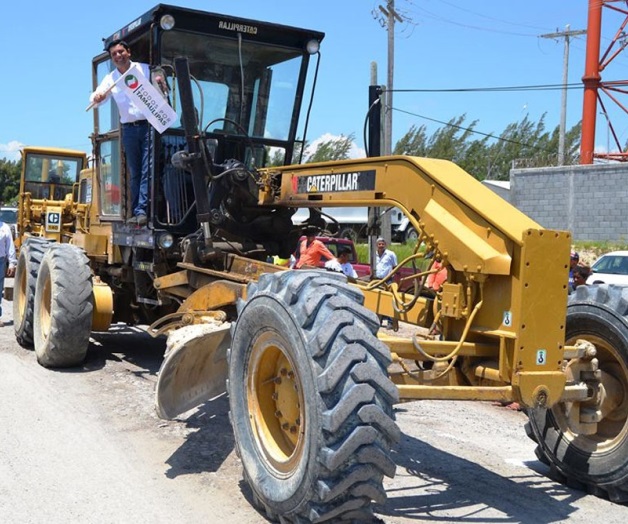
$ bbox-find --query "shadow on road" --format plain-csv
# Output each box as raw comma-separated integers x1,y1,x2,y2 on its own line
84,324,167,374
164,394,235,478
378,431,587,523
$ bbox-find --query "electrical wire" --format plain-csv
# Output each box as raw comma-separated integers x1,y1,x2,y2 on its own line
391,106,557,150
391,83,583,94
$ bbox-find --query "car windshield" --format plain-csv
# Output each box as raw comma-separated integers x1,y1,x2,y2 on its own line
0,209,17,223
592,255,628,275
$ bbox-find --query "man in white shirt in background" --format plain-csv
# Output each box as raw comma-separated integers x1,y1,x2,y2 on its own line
0,219,17,326
374,237,397,329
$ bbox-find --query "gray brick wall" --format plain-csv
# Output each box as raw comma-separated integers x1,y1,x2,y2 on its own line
509,164,628,243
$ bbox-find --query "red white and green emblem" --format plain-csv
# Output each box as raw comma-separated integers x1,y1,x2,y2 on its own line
124,74,139,89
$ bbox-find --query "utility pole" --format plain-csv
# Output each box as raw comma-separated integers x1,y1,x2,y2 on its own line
369,62,380,269
540,24,586,165
373,1,403,243
378,1,403,157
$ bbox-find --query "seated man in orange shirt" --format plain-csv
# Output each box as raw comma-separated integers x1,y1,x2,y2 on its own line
294,226,337,269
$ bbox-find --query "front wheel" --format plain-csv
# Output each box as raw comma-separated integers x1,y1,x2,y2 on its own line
525,285,628,502
228,271,400,522
33,244,93,368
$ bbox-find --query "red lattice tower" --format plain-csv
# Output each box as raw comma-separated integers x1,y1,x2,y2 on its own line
581,0,628,163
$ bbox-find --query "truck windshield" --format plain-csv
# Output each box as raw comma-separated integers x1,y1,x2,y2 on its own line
161,29,303,141
23,154,83,201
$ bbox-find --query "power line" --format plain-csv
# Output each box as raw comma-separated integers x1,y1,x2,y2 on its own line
391,83,583,93
392,106,566,152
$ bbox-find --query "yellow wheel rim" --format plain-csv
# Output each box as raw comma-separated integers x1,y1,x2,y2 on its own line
247,331,306,476
39,273,52,341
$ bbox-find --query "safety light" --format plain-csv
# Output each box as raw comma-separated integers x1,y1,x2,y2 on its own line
157,232,174,249
306,39,320,55
160,15,176,31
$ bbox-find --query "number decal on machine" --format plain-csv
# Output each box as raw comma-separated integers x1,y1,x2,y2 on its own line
536,349,547,365
46,211,61,232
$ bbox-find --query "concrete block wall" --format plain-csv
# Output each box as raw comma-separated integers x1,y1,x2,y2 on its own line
510,163,628,243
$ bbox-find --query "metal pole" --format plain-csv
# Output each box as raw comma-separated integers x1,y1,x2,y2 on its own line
540,25,586,166
369,63,380,270
385,0,394,157
558,25,570,165
581,0,602,164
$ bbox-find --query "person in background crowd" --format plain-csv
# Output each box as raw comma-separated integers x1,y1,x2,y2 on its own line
374,237,398,329
272,255,290,267
375,237,397,282
568,251,580,291
325,246,358,279
425,259,448,294
294,226,337,269
571,264,591,292
0,218,17,326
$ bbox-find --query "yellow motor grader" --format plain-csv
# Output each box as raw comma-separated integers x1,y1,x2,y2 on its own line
12,4,628,522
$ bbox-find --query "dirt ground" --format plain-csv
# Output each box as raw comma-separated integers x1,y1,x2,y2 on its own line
1,282,626,523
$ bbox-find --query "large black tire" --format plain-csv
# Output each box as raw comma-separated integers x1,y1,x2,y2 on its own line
404,227,418,244
525,284,628,503
33,244,94,368
228,270,400,522
338,226,359,243
13,238,51,348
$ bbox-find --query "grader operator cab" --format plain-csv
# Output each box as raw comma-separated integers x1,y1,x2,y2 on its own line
12,4,628,522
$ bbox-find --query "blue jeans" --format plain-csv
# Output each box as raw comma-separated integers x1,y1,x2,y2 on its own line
122,123,151,217
0,256,6,318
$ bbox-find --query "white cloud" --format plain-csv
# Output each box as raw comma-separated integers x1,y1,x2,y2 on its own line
0,141,24,161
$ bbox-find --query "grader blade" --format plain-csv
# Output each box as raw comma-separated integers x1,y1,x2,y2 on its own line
155,323,231,420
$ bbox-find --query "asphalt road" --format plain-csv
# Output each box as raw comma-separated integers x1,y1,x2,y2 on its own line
1,286,626,523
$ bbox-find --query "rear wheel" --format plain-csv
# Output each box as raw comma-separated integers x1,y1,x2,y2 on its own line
339,226,359,243
525,285,628,502
33,244,93,368
404,227,418,243
13,238,51,347
228,270,399,522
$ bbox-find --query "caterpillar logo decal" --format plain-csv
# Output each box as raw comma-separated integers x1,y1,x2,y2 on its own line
45,210,62,233
293,170,376,193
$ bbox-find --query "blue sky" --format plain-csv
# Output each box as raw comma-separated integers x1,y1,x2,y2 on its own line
1,1,622,163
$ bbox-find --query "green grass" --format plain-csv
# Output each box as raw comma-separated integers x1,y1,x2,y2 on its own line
355,240,627,267
573,241,628,256
355,242,429,268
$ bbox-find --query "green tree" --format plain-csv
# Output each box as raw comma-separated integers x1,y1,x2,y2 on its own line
305,133,355,163
0,158,20,205
266,140,309,167
393,124,428,156
393,113,582,181
458,136,490,180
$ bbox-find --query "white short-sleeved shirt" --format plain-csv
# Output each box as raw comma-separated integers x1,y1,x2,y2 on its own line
375,249,397,279
91,61,151,124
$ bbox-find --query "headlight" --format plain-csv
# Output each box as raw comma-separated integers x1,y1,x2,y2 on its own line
157,232,174,249
306,39,320,55
160,15,175,31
